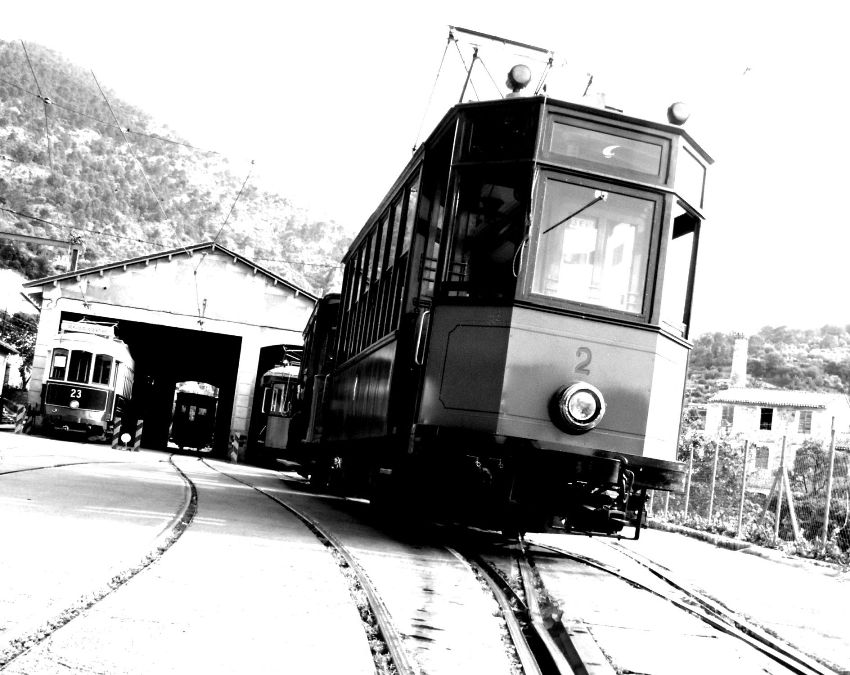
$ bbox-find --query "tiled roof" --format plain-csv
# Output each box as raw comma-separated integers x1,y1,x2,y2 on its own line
709,387,849,409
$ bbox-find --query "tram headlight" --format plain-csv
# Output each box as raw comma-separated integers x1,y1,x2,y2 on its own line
70,400,80,409
550,382,606,433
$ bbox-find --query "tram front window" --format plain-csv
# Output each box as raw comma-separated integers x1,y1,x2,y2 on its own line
93,354,113,385
444,167,529,300
67,350,93,384
532,179,655,314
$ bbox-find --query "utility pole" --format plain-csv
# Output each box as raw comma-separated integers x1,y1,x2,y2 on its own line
0,231,82,271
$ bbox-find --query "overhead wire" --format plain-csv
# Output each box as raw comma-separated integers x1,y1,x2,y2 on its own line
476,56,504,99
0,75,231,158
412,29,455,153
19,41,54,171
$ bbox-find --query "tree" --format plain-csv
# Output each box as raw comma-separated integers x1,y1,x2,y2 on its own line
0,310,37,386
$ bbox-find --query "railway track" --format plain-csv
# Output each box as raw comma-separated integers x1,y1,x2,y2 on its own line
523,535,838,675
0,453,198,669
2,450,838,674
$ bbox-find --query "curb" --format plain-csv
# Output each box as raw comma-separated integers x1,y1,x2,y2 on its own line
646,519,837,570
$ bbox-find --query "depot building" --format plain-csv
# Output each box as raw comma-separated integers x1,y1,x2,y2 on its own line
22,242,317,458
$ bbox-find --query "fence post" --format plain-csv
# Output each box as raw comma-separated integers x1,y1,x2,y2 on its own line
14,407,27,434
683,442,694,517
822,418,837,550
708,440,721,521
737,440,749,538
774,435,786,542
111,418,123,450
132,419,144,452
663,491,670,517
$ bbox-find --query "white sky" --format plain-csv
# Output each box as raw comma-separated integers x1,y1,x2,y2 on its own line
3,0,849,335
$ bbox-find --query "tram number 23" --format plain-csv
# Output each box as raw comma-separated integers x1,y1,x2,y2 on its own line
574,347,592,375
69,388,82,399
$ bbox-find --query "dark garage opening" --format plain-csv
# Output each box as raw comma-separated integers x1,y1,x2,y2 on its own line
60,311,242,457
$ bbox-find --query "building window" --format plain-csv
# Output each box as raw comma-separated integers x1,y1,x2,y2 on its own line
798,410,812,434
721,405,734,429
759,407,773,430
755,446,770,469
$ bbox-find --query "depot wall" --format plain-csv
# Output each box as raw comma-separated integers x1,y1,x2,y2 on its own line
27,248,315,441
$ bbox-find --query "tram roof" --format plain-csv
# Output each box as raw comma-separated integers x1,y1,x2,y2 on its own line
22,241,319,302
347,94,713,260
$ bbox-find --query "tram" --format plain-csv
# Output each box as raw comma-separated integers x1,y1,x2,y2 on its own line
290,67,711,536
170,391,217,451
41,320,134,439
256,361,300,458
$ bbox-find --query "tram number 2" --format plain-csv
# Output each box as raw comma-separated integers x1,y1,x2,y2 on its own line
70,388,82,399
574,347,592,375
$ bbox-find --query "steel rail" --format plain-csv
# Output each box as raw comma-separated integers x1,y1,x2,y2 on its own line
529,539,835,675
203,461,417,675
515,544,615,675
0,460,128,476
447,546,549,675
0,454,197,669
602,541,838,675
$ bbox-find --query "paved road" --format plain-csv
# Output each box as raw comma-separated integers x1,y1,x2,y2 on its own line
3,432,848,674
0,434,374,674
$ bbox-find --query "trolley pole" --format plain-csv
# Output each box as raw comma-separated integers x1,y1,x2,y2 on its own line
822,418,837,550
737,440,750,538
708,439,721,521
774,436,786,542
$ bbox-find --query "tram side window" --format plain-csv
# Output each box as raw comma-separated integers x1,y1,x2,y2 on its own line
67,350,93,384
659,206,699,336
92,354,113,385
50,349,68,379
532,178,655,314
444,166,529,300
336,168,422,361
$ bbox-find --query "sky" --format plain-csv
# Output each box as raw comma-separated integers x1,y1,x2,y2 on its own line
2,0,849,336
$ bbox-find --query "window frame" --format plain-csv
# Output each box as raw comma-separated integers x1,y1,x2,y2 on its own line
50,348,69,380
521,169,664,324
759,407,774,431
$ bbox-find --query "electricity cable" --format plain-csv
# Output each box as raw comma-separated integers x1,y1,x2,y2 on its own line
412,29,454,153
0,75,230,158
19,41,54,171
476,56,504,99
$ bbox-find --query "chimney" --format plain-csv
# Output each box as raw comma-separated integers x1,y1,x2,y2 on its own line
730,333,748,387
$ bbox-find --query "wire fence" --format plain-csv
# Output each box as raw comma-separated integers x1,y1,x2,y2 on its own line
650,429,850,561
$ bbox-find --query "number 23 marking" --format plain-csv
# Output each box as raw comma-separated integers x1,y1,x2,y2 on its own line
70,389,82,399
575,347,592,375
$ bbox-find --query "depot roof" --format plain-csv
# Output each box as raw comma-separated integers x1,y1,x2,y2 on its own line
22,241,318,301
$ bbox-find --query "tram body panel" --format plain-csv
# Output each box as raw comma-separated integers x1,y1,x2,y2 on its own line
418,304,686,461
325,340,396,442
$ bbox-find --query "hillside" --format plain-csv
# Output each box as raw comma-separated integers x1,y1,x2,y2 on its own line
686,325,850,410
0,40,352,293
